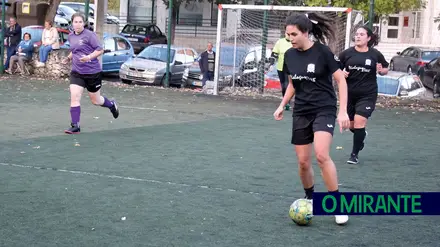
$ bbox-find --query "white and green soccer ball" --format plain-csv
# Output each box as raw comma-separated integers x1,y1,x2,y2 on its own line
289,199,313,226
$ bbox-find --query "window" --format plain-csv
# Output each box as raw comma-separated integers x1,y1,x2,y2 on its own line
388,17,399,26
175,49,186,64
185,49,195,57
422,51,440,61
387,29,398,39
104,38,116,52
115,37,129,51
153,26,162,36
400,48,412,56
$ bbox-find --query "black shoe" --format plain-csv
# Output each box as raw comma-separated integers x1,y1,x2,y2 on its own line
347,154,359,164
64,123,80,134
110,100,119,119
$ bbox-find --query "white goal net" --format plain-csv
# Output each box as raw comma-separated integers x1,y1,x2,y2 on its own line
212,5,364,95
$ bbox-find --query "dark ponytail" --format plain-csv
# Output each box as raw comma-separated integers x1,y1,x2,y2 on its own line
357,25,379,47
285,12,336,45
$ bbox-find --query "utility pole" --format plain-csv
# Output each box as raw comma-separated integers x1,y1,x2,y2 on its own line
368,0,375,30
0,0,6,74
95,0,107,69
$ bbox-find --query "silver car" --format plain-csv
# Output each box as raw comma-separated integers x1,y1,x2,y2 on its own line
119,45,198,86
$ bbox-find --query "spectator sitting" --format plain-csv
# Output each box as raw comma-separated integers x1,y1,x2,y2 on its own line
5,32,34,74
36,20,60,67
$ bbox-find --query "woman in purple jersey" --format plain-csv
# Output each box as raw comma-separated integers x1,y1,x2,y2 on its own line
62,13,119,134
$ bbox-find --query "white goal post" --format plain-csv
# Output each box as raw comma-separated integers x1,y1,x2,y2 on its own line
212,4,361,95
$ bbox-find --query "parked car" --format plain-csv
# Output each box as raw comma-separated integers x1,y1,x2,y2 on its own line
62,33,134,73
120,23,167,53
54,15,69,28
119,44,197,86
377,71,426,98
57,4,94,29
21,25,69,48
417,57,440,98
182,45,271,88
389,46,440,74
264,63,281,89
61,2,120,24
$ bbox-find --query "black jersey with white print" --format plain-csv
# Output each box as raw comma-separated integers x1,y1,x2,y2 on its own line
339,47,389,95
283,42,341,116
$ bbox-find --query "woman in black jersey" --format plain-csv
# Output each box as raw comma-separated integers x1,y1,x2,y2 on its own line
338,26,389,164
273,13,350,225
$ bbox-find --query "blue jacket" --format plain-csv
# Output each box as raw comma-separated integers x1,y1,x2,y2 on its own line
16,40,34,59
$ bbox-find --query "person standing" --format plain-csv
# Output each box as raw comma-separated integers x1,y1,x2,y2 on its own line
270,34,292,110
199,42,215,87
4,17,22,71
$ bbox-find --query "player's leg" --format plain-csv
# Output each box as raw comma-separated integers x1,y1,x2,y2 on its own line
65,72,85,134
86,72,119,119
312,113,349,225
291,115,314,200
348,94,376,164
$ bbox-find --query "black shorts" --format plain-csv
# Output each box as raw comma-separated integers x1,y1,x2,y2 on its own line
70,71,102,93
347,93,377,121
291,112,336,145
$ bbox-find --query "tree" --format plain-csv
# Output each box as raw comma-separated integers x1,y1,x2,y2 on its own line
305,0,426,18
45,0,62,23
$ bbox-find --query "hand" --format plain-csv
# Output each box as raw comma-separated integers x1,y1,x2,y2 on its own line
342,68,349,78
80,55,91,63
61,57,70,65
337,111,350,133
377,63,383,74
273,106,284,121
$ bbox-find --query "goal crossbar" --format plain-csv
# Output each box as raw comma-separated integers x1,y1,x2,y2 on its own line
218,4,352,13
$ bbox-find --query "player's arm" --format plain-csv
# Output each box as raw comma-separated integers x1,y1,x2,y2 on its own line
376,49,389,75
87,33,104,60
325,46,348,116
269,40,280,65
333,70,348,115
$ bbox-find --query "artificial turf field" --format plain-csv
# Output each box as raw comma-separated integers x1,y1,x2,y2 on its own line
0,77,439,247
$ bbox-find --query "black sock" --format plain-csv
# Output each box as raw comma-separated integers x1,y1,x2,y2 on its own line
352,128,366,155
329,189,339,193
304,185,314,199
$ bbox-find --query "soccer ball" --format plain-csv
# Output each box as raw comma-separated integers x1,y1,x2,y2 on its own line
289,199,313,226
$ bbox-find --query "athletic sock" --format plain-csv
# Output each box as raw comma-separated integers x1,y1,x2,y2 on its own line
304,185,314,200
101,96,114,108
70,106,81,125
329,189,339,193
352,128,366,155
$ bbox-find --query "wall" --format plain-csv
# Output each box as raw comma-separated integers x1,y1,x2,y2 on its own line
4,49,72,78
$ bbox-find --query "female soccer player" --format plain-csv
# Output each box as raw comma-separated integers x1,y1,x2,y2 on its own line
270,34,292,110
62,13,119,134
273,13,350,225
338,26,388,164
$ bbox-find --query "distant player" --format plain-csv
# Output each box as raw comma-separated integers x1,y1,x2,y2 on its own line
273,13,350,225
62,13,119,134
338,26,389,164
270,34,292,110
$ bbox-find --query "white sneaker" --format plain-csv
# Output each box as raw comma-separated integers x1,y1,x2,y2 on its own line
335,215,349,225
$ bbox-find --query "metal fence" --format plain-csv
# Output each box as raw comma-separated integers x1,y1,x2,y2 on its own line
165,18,219,38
